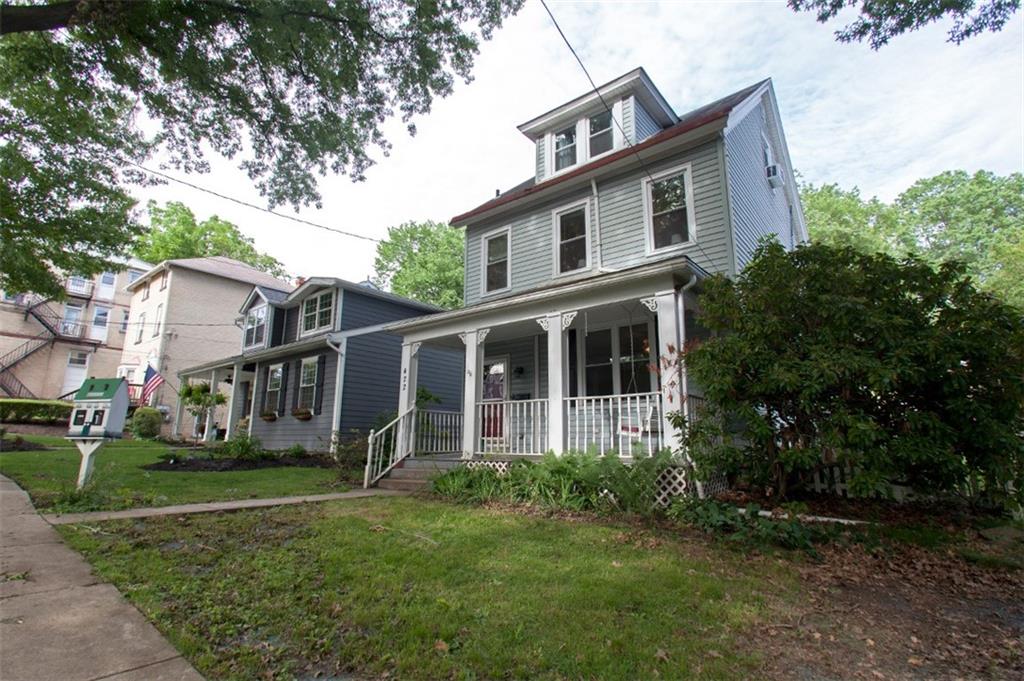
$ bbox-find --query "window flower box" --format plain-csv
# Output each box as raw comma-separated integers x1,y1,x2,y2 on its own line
291,408,312,421
259,411,277,422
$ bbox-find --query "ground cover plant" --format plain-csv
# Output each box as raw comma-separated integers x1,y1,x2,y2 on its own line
0,433,344,512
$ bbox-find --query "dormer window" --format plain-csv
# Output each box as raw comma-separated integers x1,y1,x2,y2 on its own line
553,124,577,172
244,305,267,348
301,291,334,335
589,110,613,157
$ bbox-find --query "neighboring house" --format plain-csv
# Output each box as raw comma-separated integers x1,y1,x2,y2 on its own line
0,259,152,401
366,68,806,487
177,278,462,452
118,256,292,433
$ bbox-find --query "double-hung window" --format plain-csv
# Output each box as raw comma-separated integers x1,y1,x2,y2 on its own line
645,164,695,252
244,305,267,348
589,110,613,157
580,322,656,396
134,313,145,343
553,124,577,172
265,364,283,413
297,357,317,410
482,228,510,294
554,203,589,275
141,282,150,301
152,303,163,337
301,291,333,335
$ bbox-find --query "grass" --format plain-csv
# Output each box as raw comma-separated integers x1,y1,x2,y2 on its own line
60,496,796,680
0,433,346,512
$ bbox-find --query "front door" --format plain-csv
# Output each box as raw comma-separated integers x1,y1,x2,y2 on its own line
61,351,90,396
89,305,110,342
481,356,508,440
61,303,84,337
96,271,115,300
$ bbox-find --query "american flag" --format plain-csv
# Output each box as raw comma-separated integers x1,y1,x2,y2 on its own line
141,365,165,404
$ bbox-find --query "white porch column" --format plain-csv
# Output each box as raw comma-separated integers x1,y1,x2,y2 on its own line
651,289,684,448
224,362,242,440
540,311,574,455
459,330,485,458
398,342,420,413
204,369,219,442
172,374,187,438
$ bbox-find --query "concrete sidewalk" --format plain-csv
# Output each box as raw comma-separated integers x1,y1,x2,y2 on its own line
0,475,204,681
44,487,406,525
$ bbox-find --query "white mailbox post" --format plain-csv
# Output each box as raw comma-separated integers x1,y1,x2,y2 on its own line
66,377,129,489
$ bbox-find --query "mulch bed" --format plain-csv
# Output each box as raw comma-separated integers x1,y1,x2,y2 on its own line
143,454,336,472
0,436,50,452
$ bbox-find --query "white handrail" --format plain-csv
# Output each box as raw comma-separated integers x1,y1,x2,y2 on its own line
363,406,417,488
476,399,548,455
564,392,664,456
415,409,462,454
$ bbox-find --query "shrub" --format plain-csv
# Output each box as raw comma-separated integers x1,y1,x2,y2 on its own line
0,399,72,424
668,497,822,555
218,433,270,461
130,407,163,439
285,443,307,458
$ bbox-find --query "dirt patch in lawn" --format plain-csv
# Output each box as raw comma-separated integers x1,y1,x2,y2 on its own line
751,541,1023,680
143,454,336,472
0,436,50,452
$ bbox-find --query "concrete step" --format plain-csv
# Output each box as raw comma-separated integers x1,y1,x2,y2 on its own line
399,457,463,471
388,467,444,481
377,478,430,492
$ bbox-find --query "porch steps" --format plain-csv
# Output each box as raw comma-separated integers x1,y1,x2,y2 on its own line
376,456,463,491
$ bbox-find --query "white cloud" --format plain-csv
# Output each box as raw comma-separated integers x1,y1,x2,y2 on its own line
132,1,1024,280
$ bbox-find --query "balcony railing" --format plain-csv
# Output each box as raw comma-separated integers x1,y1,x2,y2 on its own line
564,393,665,456
65,277,94,297
476,399,549,455
415,409,463,455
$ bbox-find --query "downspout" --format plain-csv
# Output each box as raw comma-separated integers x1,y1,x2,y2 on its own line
590,178,603,270
677,273,701,496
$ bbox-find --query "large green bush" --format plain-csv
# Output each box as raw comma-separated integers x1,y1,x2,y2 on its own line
0,399,72,424
129,407,162,439
677,241,1024,508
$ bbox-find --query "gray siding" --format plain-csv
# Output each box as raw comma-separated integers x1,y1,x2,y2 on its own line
535,139,546,182
725,97,794,271
281,307,299,345
634,100,662,141
464,138,731,304
416,345,463,410
250,350,337,452
339,332,402,434
622,96,635,143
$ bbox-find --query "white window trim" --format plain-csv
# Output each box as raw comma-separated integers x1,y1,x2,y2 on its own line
243,303,268,350
299,289,336,337
297,356,318,411
135,312,145,343
575,319,658,397
265,362,284,415
544,100,624,179
642,161,698,256
481,354,511,402
479,225,512,298
151,303,163,338
551,198,592,278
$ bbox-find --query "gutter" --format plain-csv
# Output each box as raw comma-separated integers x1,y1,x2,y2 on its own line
591,178,603,269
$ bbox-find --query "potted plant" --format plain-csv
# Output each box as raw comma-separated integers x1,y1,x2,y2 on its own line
291,407,312,421
259,411,278,422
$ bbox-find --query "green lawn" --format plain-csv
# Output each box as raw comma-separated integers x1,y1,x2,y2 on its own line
60,496,796,680
0,434,346,512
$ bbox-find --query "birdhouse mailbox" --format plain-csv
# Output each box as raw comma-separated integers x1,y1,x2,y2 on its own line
68,377,129,440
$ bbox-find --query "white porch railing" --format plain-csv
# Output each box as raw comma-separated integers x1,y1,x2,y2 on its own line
364,406,416,488
565,392,665,456
476,399,549,455
415,409,462,454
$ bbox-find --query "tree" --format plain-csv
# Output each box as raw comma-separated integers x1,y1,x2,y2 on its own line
1,0,522,297
679,241,1024,508
799,181,898,254
179,382,227,451
135,201,288,278
788,0,1019,48
373,221,464,308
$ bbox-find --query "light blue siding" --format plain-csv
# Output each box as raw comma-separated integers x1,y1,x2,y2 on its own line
724,98,795,270
622,96,635,143
634,100,661,141
535,139,546,182
250,350,337,452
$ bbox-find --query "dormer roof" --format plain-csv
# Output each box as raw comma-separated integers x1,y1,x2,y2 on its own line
517,67,677,140
281,277,444,312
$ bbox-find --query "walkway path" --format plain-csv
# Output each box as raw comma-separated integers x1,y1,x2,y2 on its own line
43,487,406,525
0,474,205,681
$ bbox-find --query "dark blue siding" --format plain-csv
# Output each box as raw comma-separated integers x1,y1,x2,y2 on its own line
339,332,403,433
340,289,432,330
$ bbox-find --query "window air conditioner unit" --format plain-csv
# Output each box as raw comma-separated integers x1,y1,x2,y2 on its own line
765,164,784,189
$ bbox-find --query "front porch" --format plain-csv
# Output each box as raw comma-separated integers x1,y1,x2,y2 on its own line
366,257,707,487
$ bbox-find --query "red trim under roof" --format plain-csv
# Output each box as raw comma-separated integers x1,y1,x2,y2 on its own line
450,79,768,226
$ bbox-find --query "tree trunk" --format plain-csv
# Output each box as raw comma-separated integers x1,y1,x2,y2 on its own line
1,1,81,35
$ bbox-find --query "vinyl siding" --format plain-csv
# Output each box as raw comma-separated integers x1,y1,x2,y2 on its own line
634,100,662,141
281,307,299,344
414,345,463,410
463,138,731,304
250,350,337,451
535,139,546,182
483,337,541,400
725,97,795,270
340,289,430,330
622,96,635,143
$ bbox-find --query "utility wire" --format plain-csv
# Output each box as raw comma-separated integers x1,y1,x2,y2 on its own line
127,161,381,244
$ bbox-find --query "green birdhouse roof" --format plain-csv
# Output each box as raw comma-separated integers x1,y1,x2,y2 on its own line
74,377,125,401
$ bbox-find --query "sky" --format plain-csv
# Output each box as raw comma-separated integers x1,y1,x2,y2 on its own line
133,0,1024,283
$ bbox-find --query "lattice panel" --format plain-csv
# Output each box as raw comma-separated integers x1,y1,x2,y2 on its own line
653,467,690,508
465,460,511,476
700,470,730,499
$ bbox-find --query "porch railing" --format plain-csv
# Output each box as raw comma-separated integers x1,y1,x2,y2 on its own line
564,392,664,456
415,409,462,454
476,399,549,455
364,406,416,488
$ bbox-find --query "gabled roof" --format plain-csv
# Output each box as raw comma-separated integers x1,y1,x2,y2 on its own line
238,284,292,313
74,377,125,401
127,256,292,292
282,277,444,312
451,79,770,227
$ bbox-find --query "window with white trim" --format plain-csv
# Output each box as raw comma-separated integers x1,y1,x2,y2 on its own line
589,110,613,157
152,303,163,337
301,291,333,334
555,204,589,275
135,312,145,343
483,229,510,294
645,165,694,251
553,123,577,172
127,269,144,284
141,281,150,301
120,310,129,333
297,357,317,410
546,100,623,176
265,363,283,413
244,305,267,348
580,322,656,396
68,350,89,367
159,271,168,290
762,133,775,167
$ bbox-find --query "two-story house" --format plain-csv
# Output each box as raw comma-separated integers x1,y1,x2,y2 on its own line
364,68,806,488
0,259,152,401
176,277,463,452
119,256,292,433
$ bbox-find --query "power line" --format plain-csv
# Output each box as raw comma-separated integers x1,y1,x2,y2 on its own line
127,161,381,244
